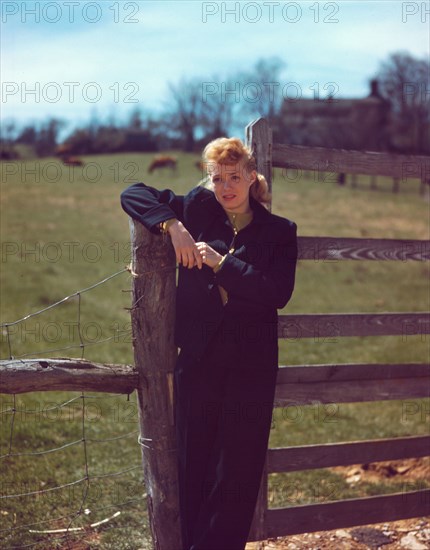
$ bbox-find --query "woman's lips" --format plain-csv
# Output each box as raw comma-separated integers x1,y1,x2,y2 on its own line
223,195,236,200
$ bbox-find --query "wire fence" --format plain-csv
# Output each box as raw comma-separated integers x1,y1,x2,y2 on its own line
1,268,130,361
0,268,155,549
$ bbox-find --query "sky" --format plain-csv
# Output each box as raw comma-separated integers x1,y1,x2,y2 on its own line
1,0,429,138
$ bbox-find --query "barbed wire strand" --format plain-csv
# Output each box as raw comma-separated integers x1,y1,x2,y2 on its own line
0,464,142,501
0,438,82,460
10,332,131,360
0,267,129,328
1,262,178,330
91,465,141,481
86,430,138,444
1,391,132,416
0,394,85,415
0,431,138,459
0,262,175,360
1,266,133,360
0,476,88,500
1,393,133,414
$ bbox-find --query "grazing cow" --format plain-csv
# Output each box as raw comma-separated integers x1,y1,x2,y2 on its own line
147,155,177,174
62,156,84,166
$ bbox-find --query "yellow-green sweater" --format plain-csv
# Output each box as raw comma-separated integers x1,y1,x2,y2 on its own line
213,209,254,306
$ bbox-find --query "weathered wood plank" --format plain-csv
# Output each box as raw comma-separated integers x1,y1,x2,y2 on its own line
129,219,181,550
268,436,430,473
277,363,429,383
0,358,138,394
246,117,273,211
274,362,430,404
278,312,430,339
272,142,430,179
262,491,430,538
274,377,430,404
297,236,430,261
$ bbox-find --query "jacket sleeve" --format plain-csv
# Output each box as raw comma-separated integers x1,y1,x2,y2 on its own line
120,182,185,235
214,221,298,309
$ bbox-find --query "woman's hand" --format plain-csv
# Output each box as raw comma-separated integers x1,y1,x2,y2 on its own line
167,220,203,269
195,242,223,269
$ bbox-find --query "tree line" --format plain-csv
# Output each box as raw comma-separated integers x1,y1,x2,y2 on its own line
1,51,428,159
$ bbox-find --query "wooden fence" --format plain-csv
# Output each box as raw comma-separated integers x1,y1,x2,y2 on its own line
275,140,430,195
1,117,429,549
245,117,430,542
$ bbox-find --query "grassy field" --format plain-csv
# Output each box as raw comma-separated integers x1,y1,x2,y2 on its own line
1,152,429,548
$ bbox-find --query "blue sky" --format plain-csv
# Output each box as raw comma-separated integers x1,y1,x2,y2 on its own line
1,0,429,136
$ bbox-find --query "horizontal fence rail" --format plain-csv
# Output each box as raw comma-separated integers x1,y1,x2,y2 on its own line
2,361,429,405
275,362,430,404
272,142,430,179
278,312,430,339
268,435,430,473
0,358,137,394
265,490,430,538
297,236,430,261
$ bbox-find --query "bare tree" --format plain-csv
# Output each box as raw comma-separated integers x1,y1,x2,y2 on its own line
35,117,67,157
163,77,205,151
236,56,287,125
0,118,19,158
200,72,237,141
375,51,430,153
159,57,288,150
16,124,37,146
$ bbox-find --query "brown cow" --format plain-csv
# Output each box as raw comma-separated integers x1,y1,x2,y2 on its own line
62,156,84,166
148,155,177,174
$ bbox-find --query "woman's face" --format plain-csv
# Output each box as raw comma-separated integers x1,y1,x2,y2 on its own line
208,161,256,214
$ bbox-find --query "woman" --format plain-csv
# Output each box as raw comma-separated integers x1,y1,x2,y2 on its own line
120,137,298,550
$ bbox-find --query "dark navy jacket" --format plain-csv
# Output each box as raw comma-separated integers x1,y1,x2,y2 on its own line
120,182,298,369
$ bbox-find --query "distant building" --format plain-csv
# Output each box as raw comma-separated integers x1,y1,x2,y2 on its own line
274,79,392,152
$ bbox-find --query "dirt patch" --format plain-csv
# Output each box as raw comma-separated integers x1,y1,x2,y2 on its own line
246,518,430,549
330,457,430,485
246,458,430,550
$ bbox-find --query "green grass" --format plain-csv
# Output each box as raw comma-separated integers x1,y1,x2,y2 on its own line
1,153,429,548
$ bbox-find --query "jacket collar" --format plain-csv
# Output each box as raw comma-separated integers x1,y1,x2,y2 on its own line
197,188,273,225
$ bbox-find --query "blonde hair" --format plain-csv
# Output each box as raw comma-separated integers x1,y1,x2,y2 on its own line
199,137,272,209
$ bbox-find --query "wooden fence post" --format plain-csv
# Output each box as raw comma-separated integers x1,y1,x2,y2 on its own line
245,118,273,546
246,117,273,211
128,219,180,550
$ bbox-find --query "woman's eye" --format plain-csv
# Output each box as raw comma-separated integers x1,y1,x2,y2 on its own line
231,176,240,182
